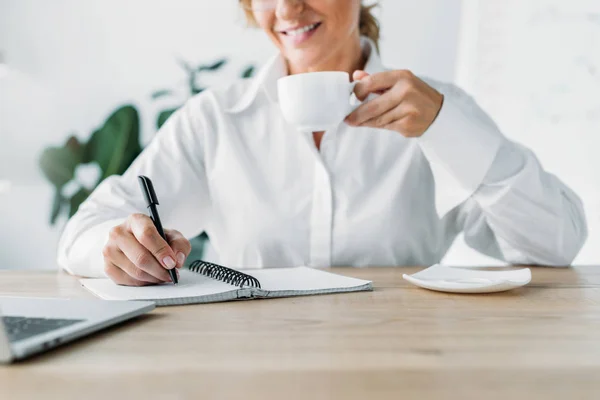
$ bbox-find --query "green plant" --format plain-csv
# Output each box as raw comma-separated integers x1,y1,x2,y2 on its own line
152,58,227,129
40,105,142,224
40,57,255,259
152,60,255,129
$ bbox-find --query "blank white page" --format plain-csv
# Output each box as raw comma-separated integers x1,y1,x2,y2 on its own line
80,269,236,301
249,267,371,292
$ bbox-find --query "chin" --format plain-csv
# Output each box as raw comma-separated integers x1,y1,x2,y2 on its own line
284,49,327,72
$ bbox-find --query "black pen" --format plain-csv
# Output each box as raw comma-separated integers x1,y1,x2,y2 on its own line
138,175,179,285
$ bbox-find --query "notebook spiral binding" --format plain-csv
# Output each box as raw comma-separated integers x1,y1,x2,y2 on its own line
188,260,262,289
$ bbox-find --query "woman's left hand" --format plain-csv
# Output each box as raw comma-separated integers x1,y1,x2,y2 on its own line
345,70,444,138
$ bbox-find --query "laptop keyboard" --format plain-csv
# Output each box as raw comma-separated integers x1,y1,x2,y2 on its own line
2,316,84,343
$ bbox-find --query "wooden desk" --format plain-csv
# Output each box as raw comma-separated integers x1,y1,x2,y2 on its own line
1,266,600,400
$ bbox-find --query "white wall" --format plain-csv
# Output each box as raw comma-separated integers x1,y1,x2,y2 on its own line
0,0,463,270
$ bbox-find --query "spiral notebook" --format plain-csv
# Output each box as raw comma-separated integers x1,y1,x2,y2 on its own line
80,261,373,306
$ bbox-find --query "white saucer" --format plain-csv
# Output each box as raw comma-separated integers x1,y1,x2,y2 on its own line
402,264,531,293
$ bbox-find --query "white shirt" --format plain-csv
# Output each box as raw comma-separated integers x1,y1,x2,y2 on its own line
58,37,588,278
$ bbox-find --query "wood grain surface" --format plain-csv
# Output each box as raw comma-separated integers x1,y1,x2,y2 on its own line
1,265,600,400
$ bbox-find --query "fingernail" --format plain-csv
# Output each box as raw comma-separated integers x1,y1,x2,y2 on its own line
163,256,176,269
176,269,180,278
177,252,186,266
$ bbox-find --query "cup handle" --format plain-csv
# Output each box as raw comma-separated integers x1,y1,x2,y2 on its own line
349,80,358,95
346,81,361,116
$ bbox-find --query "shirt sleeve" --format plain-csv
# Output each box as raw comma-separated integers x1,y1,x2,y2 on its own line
417,83,588,266
57,98,213,277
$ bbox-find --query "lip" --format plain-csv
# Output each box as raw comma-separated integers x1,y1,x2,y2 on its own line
277,22,321,34
277,22,322,46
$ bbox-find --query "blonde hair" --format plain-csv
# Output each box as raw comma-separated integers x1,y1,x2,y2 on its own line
239,1,381,52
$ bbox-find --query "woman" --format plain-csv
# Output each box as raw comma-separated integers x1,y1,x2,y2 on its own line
58,0,587,285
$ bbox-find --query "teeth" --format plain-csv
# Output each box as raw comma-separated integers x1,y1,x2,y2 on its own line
286,23,318,36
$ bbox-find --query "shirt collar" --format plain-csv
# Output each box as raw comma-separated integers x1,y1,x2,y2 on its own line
226,36,385,114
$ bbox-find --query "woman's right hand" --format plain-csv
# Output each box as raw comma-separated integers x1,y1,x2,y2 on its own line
102,213,191,286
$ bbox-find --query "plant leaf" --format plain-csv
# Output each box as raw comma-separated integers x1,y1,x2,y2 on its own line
151,89,173,99
157,107,179,129
65,135,83,159
200,59,227,72
83,105,142,183
39,146,80,188
186,232,209,267
209,59,227,70
50,190,64,225
69,188,90,218
241,65,255,78
178,59,193,73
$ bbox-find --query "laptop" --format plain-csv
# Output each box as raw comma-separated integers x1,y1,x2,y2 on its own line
0,297,154,363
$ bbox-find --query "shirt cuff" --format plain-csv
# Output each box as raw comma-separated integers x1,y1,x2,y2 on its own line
416,93,504,217
57,218,125,278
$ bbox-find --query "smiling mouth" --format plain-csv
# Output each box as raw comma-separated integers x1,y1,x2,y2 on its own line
279,22,322,36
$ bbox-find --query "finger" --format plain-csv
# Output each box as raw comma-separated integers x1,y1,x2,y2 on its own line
111,248,166,284
383,114,418,137
345,89,400,126
359,104,405,129
104,261,154,287
129,214,178,270
165,229,192,268
103,241,165,284
352,70,370,82
118,230,173,282
354,71,406,100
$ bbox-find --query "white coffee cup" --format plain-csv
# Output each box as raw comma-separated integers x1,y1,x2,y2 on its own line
277,71,360,132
